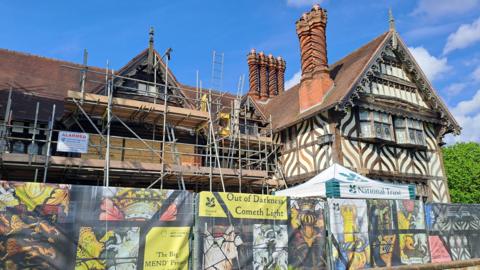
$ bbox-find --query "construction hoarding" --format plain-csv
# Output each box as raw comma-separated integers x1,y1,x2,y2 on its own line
425,203,480,262
196,191,328,269
328,199,430,269
0,181,194,270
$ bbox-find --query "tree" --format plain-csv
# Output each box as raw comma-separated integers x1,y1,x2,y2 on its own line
442,142,480,203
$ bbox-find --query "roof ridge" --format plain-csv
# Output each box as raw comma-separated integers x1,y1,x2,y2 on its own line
282,32,389,94
0,48,104,71
329,31,389,69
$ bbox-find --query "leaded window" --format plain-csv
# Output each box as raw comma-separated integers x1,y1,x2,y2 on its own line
394,118,425,145
359,109,393,141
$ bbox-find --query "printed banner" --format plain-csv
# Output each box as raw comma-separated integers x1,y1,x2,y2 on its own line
327,199,430,269
0,181,194,270
196,192,328,269
336,182,415,200
425,203,480,261
328,198,371,270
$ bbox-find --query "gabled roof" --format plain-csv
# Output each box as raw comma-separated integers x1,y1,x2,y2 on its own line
0,47,214,120
0,48,105,120
114,48,181,87
256,32,390,130
255,31,460,134
0,48,104,101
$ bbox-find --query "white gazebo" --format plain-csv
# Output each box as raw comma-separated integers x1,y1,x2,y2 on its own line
275,163,415,199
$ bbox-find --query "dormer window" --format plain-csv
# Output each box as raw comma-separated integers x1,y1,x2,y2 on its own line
359,109,393,141
137,83,157,96
394,118,425,146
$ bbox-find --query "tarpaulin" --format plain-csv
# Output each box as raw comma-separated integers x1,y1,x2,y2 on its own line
195,192,328,269
0,181,194,270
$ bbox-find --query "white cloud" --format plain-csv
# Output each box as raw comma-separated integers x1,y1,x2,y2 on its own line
412,0,480,18
444,17,480,54
444,83,467,96
284,70,302,90
452,89,480,116
446,90,480,143
472,66,480,81
287,0,324,8
408,46,451,81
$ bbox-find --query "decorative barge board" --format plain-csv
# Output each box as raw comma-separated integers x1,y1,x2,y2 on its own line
250,6,460,202
335,31,459,202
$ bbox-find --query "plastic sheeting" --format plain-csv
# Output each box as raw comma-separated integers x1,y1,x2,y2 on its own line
195,192,328,269
0,181,194,270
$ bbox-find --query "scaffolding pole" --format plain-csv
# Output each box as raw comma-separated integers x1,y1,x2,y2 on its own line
28,102,40,165
42,104,56,183
206,93,225,192
159,49,171,190
80,49,88,104
0,88,12,154
104,73,113,187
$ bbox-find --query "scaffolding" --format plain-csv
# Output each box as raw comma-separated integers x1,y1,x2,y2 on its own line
0,64,283,193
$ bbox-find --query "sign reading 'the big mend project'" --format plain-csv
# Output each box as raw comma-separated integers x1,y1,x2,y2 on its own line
56,131,89,153
199,191,287,220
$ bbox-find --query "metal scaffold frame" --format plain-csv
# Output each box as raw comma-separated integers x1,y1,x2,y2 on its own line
0,56,282,192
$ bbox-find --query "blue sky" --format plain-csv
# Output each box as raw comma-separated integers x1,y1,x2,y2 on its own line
1,0,479,142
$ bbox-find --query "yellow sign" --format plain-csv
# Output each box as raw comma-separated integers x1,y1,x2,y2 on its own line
144,227,190,270
198,192,227,218
199,192,287,220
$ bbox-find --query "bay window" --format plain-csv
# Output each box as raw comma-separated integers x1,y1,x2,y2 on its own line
394,118,425,145
358,109,426,146
359,109,393,141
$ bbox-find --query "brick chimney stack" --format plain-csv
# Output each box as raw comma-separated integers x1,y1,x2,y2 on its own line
268,54,277,96
247,50,286,100
258,52,269,100
247,49,259,98
277,56,286,94
296,4,334,112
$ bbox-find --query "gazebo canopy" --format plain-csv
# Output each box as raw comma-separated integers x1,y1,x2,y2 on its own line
275,163,415,199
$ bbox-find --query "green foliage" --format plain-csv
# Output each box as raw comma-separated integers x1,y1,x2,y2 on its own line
442,142,480,203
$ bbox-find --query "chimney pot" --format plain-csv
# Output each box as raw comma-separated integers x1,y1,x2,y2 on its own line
258,53,269,100
247,51,260,99
296,5,333,112
247,51,286,100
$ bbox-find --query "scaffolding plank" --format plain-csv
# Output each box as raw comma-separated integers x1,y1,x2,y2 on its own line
1,153,267,180
65,90,209,128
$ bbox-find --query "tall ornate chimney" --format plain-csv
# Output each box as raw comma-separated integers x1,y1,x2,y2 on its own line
268,54,277,97
296,5,334,112
247,50,286,100
277,57,286,94
247,49,259,98
258,52,269,100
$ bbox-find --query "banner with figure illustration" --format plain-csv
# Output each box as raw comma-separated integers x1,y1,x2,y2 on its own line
327,199,430,269
0,180,194,270
425,203,480,262
195,192,328,269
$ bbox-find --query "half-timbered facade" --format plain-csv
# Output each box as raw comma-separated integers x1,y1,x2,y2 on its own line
251,6,460,202
0,5,460,200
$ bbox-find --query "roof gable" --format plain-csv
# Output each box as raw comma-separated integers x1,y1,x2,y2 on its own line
111,48,199,109
256,32,389,130
256,31,459,134
340,32,460,134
